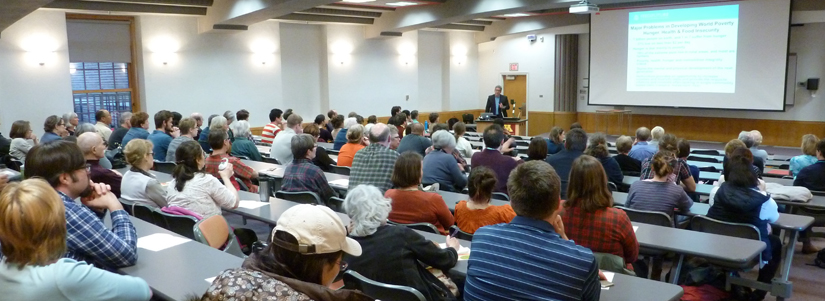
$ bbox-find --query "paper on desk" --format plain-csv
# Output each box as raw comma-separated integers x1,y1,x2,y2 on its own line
439,243,471,260
205,277,216,284
238,200,268,209
633,226,638,233
329,179,349,187
259,168,282,176
137,233,189,252
601,271,615,290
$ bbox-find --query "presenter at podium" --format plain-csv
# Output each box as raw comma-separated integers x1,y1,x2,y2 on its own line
485,85,510,118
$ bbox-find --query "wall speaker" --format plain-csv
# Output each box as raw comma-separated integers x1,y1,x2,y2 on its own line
807,78,819,91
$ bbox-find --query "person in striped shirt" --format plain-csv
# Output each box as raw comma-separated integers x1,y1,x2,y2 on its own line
260,108,283,145
464,161,603,301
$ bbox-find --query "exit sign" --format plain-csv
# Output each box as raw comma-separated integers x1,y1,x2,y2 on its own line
509,63,519,71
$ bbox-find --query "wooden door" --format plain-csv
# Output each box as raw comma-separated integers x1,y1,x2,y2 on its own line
502,75,527,118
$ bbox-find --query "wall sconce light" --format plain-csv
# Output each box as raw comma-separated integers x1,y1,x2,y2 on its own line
397,43,416,66
331,41,353,65
150,37,180,66
251,39,277,66
21,35,57,66
451,45,467,66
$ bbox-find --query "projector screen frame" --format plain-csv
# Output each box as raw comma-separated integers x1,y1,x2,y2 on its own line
586,0,793,112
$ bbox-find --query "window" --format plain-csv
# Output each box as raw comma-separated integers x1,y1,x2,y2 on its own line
70,62,133,126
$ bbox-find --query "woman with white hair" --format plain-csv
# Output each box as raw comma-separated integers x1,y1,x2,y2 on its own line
343,185,460,301
333,117,358,151
422,130,468,192
210,115,234,142
63,112,78,136
222,111,236,142
229,121,262,161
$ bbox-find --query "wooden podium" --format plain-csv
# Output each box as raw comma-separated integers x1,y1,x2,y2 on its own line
476,119,528,136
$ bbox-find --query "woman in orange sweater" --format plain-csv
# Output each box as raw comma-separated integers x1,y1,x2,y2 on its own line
385,152,454,235
336,124,368,167
454,166,516,234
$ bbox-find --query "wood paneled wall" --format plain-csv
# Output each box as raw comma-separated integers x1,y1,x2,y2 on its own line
577,112,825,148
525,111,579,136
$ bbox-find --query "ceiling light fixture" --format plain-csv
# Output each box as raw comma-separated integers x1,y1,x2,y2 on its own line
500,13,531,18
386,1,418,7
569,0,599,14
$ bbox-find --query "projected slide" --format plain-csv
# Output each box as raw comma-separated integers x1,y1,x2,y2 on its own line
627,5,739,93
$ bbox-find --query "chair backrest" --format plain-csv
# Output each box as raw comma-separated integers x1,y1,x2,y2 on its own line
331,165,351,176
275,190,324,205
618,206,674,228
687,155,721,163
235,155,251,160
386,220,440,234
608,182,619,192
343,270,426,301
691,149,721,156
119,198,135,215
449,225,474,241
132,203,164,226
262,157,280,165
593,252,636,276
193,215,245,257
154,161,177,174
158,211,199,239
491,192,510,201
779,163,790,170
328,196,345,213
690,215,761,241
811,190,825,197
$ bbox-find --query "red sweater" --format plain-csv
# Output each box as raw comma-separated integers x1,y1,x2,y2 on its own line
385,189,454,235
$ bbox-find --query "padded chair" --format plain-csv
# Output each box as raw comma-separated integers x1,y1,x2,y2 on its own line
343,270,426,301
275,190,324,205
132,203,165,226
154,161,176,174
193,215,245,258
157,211,198,239
515,140,529,147
688,155,721,163
328,196,345,213
262,157,281,165
689,215,762,271
608,182,619,192
449,225,474,241
331,165,351,176
119,198,135,216
617,206,673,280
491,192,510,201
386,221,440,234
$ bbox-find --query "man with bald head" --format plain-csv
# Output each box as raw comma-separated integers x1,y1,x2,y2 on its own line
628,126,656,162
349,123,400,192
396,122,431,157
78,132,122,197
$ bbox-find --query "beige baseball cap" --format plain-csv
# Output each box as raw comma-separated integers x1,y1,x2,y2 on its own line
272,204,362,256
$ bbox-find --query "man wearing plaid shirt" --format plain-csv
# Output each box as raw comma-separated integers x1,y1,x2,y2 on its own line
22,140,138,269
349,123,399,192
281,134,335,202
204,130,259,193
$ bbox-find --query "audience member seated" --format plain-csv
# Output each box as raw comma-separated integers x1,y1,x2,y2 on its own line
333,117,358,151
0,179,151,301
738,131,765,176
8,120,38,162
793,139,825,254
343,185,459,301
791,134,819,177
640,134,697,193
146,110,179,161
107,112,132,150
650,126,665,147
165,118,197,162
313,114,332,142
281,134,336,203
570,122,583,130
545,126,565,155
395,123,429,157
471,124,522,194
526,137,548,161
453,122,473,158
40,115,66,144
628,127,656,162
464,161,602,300
422,130,467,192
121,139,167,208
428,112,440,132
233,110,253,141
349,123,399,192
561,155,639,271
365,115,377,132
166,141,239,217
94,110,113,142
63,112,79,136
337,124,368,167
393,112,408,139
222,110,236,142
707,155,781,300
388,126,401,151
386,152,454,234
260,109,283,145
202,204,370,301
627,152,694,220
24,140,138,269
205,130,258,193
454,167,516,234
749,130,769,161
121,112,150,150
270,114,303,164
723,139,763,179
614,135,641,174
197,114,218,152
429,123,468,168
545,128,587,198
302,124,336,172
229,121,262,161
677,138,701,183
326,109,338,133
584,132,623,188
78,133,122,197
330,115,344,142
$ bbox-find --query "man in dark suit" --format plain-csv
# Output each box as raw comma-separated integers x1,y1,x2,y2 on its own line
485,85,510,118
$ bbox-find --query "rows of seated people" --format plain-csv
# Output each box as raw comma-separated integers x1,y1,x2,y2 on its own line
1,105,823,301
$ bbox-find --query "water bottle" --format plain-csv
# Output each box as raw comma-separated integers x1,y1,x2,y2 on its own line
258,176,271,202
424,120,429,132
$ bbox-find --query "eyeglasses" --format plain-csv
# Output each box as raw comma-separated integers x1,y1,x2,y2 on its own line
148,152,154,156
79,163,91,172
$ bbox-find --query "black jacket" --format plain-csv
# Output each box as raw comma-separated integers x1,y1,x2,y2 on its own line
485,94,510,118
344,225,458,301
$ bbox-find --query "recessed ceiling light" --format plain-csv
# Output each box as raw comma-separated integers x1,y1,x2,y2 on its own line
501,13,531,18
386,1,418,6
341,0,376,3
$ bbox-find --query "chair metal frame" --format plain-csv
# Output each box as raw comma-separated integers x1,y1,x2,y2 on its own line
343,270,426,301
386,220,440,234
275,190,324,205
